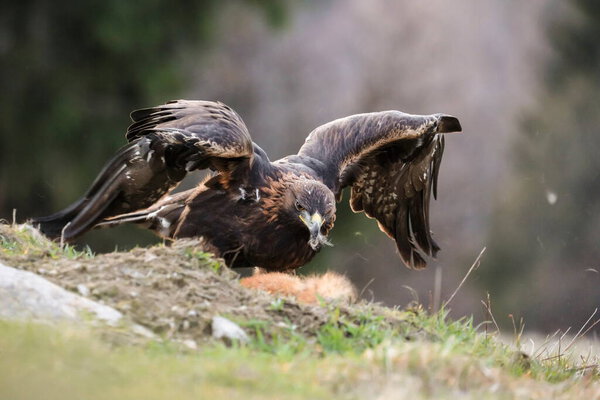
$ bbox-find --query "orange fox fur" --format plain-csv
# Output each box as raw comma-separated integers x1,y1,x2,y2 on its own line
240,271,357,304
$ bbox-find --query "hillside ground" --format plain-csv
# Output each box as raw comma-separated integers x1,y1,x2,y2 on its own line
0,223,598,399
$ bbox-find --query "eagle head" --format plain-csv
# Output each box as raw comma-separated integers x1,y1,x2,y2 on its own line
286,179,336,251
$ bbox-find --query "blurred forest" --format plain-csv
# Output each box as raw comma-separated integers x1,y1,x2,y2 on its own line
1,0,598,333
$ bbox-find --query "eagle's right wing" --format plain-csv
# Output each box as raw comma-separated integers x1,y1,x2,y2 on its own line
298,111,461,269
33,100,254,240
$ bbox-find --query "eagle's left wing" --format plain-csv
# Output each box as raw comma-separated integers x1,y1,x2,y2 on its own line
297,111,461,269
33,100,255,241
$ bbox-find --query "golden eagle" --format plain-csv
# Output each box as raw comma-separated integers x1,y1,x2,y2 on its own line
33,100,461,271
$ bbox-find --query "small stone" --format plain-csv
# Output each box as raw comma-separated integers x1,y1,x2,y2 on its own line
76,284,90,297
197,301,211,310
144,254,158,262
211,316,249,343
171,305,183,313
182,339,197,350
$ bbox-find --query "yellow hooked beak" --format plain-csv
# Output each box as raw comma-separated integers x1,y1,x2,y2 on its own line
300,211,324,250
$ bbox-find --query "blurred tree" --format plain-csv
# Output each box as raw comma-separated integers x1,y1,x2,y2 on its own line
0,0,285,250
484,0,600,330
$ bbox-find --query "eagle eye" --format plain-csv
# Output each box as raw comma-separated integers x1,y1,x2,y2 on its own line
295,200,305,212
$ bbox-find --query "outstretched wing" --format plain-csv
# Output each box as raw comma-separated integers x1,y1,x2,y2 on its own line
298,111,461,269
127,99,252,159
33,100,253,240
125,99,254,189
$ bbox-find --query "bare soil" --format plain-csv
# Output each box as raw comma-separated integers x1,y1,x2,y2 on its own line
0,224,407,345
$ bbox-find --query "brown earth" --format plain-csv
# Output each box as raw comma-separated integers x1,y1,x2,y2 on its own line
0,223,410,346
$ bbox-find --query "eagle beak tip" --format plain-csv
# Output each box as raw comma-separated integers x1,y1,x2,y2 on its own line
436,115,462,133
301,211,327,251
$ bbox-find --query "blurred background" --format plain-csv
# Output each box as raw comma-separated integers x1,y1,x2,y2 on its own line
1,0,598,334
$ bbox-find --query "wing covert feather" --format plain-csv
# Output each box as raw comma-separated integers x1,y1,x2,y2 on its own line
127,99,254,162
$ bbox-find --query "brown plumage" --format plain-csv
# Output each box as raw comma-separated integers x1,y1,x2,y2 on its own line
32,100,461,271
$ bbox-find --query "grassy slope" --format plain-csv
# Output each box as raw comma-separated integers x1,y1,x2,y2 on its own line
0,224,598,399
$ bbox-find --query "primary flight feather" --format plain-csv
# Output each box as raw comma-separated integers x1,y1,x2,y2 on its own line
33,100,461,271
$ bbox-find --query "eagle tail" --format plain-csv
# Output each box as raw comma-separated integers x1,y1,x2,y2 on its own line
30,197,89,239
31,142,148,241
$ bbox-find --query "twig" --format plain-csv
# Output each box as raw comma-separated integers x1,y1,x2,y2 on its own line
568,364,598,372
508,314,525,350
474,320,494,331
528,338,536,356
60,222,71,249
558,330,562,364
428,290,433,313
443,247,486,307
542,327,571,361
433,266,442,313
580,346,594,369
533,329,561,358
481,292,500,333
540,311,600,362
568,317,600,352
402,285,419,304
12,209,17,226
359,278,375,299
564,308,599,352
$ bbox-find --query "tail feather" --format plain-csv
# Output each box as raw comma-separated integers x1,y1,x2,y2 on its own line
31,201,86,239
96,210,152,228
60,176,123,240
32,145,135,240
96,196,187,238
32,138,185,241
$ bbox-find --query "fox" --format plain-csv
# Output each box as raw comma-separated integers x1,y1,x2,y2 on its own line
240,270,357,304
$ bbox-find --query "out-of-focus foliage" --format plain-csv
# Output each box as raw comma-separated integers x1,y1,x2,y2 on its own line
485,0,600,330
0,0,285,249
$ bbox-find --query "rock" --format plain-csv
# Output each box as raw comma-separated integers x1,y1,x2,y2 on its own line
182,339,198,350
211,315,249,343
76,284,90,297
0,262,154,338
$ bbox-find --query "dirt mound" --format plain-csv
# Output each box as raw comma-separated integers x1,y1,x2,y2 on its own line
0,224,407,345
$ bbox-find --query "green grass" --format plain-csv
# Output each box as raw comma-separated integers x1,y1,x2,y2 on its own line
240,305,597,383
0,223,94,260
184,247,222,272
1,311,598,400
0,321,333,400
234,304,406,358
